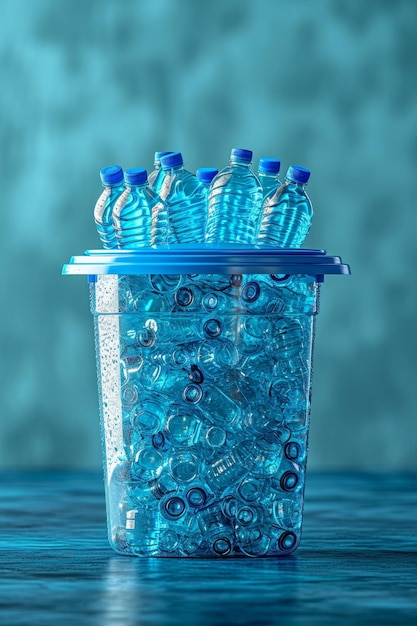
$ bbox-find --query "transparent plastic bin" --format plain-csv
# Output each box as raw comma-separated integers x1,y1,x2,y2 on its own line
63,246,350,557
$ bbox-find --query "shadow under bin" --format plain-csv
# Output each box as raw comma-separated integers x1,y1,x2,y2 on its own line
63,245,350,558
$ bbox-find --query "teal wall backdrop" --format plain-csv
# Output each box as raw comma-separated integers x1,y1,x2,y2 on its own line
1,0,416,470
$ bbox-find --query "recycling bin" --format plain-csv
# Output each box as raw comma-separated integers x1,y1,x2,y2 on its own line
63,246,350,557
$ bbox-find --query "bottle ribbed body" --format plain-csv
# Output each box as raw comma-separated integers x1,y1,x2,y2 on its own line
257,181,313,248
155,167,207,244
113,184,168,248
94,183,125,249
206,161,262,245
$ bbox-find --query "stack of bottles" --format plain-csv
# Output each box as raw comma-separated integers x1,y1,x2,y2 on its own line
94,148,313,250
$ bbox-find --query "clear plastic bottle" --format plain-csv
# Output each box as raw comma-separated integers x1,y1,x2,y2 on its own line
113,168,168,249
257,158,282,198
257,165,313,248
205,148,262,245
148,151,173,190
94,165,125,249
154,152,207,244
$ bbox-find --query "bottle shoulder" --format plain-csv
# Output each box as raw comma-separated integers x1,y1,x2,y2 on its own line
263,184,312,209
211,166,261,192
115,186,164,218
159,169,204,203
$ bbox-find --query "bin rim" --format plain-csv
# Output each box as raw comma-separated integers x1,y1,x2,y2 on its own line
62,244,351,278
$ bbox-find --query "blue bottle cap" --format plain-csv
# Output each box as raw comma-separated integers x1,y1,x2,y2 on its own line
196,168,218,184
100,165,124,185
161,152,183,169
258,158,281,174
124,168,148,186
231,148,253,163
154,151,172,162
286,165,311,184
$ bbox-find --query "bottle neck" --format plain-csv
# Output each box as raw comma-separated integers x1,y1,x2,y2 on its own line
230,158,250,167
259,170,279,178
162,163,183,173
126,182,148,190
103,180,124,189
285,177,306,189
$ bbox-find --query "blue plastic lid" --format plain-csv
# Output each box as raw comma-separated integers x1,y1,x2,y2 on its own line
62,245,350,280
286,165,310,184
196,168,218,184
259,158,281,174
100,165,124,185
161,152,183,169
154,151,172,163
231,148,253,163
124,168,148,186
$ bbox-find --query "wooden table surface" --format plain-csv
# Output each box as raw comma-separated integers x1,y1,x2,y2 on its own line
1,472,416,625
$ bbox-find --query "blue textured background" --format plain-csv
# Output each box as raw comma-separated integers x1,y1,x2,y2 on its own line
1,0,416,470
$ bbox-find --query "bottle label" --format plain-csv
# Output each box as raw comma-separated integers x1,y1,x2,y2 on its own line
159,172,173,202
94,187,111,222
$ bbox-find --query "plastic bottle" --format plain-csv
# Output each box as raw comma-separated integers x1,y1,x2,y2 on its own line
257,158,281,198
113,168,168,248
205,440,253,493
154,152,207,244
148,151,173,190
205,148,262,245
182,380,240,427
266,318,308,380
257,165,313,248
94,165,125,249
